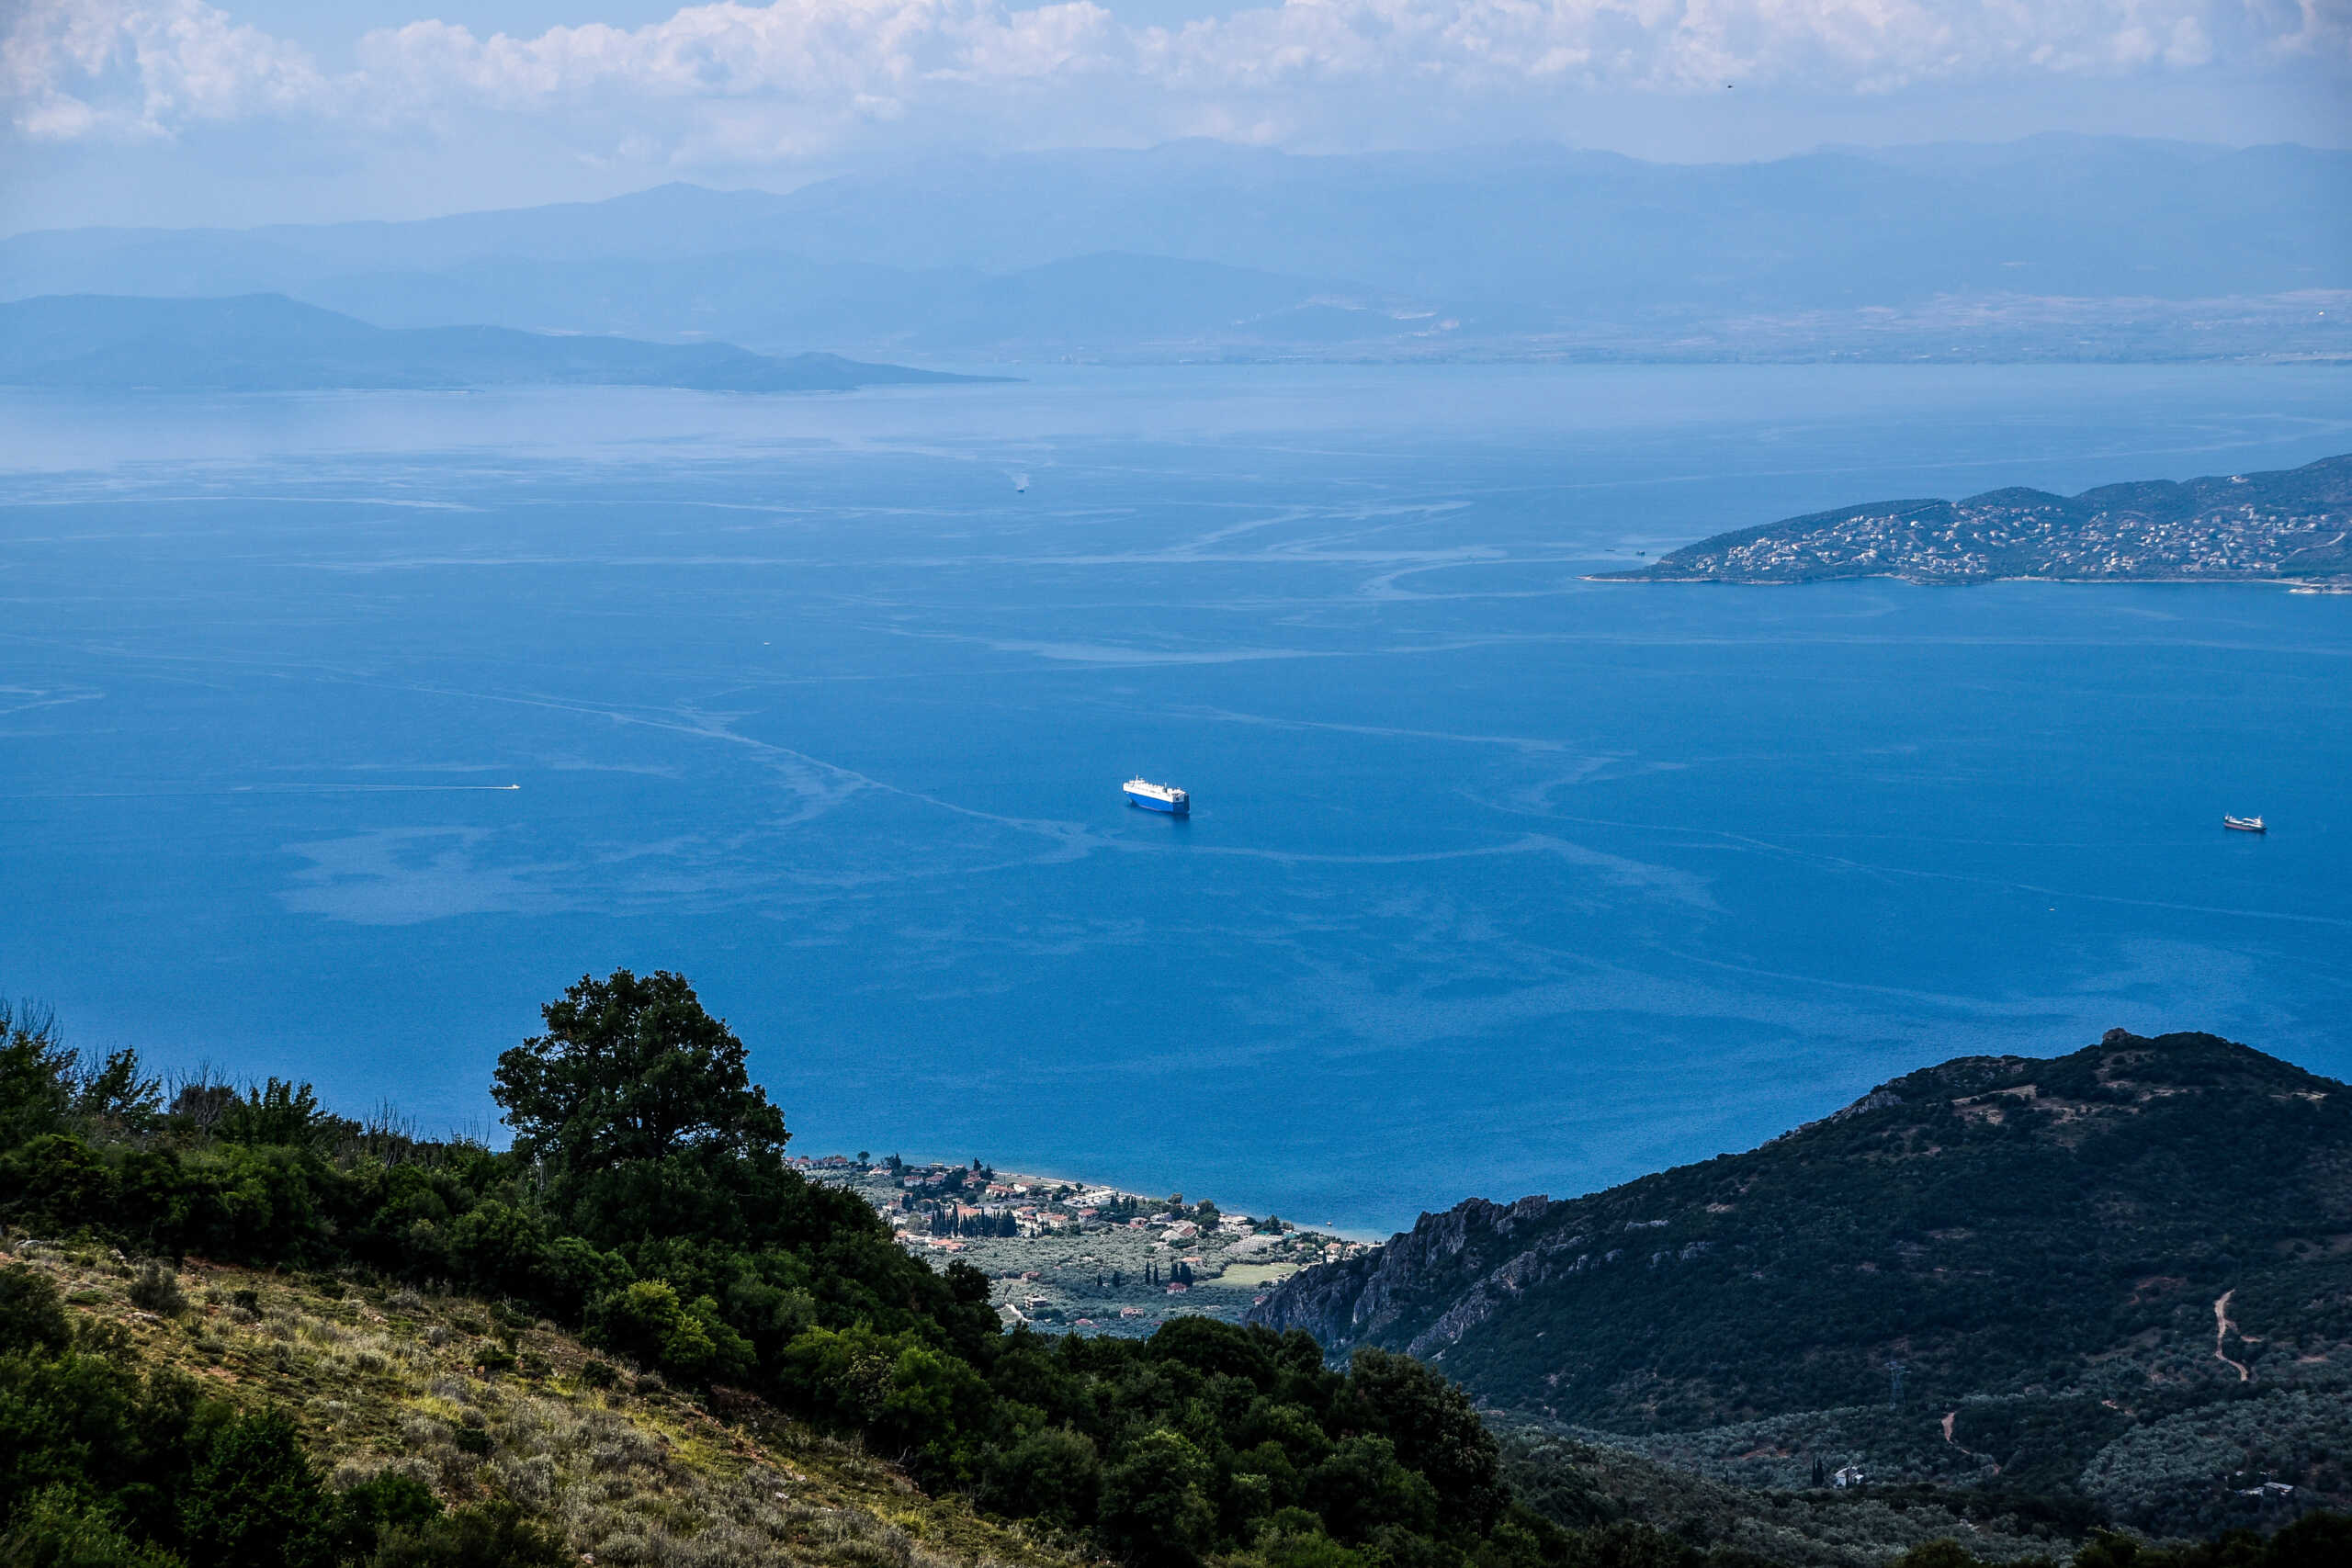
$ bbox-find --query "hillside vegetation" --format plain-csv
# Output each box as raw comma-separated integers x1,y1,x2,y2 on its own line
1250,1031,2352,1535
0,1239,1073,1568
0,975,1588,1568
8,986,2349,1567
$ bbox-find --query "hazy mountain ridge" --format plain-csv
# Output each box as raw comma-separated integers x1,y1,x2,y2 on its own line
1248,1030,2352,1532
1599,455,2352,583
289,251,1440,357
0,294,998,392
6,137,2346,363
11,138,2341,302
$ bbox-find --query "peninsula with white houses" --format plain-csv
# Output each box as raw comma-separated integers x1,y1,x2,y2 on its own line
1599,453,2351,586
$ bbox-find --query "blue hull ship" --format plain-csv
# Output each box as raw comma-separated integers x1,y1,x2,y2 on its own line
1125,777,1189,815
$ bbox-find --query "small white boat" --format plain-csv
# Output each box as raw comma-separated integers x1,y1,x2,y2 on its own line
2223,815,2267,833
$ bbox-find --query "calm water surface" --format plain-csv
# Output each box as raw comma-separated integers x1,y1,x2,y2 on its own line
4,364,2348,1233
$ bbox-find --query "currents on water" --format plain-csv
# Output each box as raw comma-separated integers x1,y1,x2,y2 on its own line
2,363,2347,1234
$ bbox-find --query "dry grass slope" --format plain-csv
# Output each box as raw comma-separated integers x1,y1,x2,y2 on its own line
4,1235,1097,1568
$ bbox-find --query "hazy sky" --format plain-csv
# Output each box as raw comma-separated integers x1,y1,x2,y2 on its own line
5,0,2348,231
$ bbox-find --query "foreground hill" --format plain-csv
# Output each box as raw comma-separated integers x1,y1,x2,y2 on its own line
1595,457,2352,584
1,1243,1062,1568
9,981,2350,1562
10,1206,2318,1568
0,975,1588,1568
1250,1030,2352,1533
0,294,998,392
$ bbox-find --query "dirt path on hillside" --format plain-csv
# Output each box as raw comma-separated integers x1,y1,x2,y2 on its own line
2214,1290,2251,1382
1941,1411,2001,1474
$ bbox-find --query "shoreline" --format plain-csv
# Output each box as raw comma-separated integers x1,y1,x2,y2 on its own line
799,1151,1374,1337
1584,571,2352,590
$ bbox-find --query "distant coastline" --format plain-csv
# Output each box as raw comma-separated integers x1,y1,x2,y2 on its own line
1596,453,2352,586
0,293,1010,394
1605,571,2352,591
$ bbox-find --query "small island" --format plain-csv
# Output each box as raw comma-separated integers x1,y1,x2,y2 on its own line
1596,453,2352,586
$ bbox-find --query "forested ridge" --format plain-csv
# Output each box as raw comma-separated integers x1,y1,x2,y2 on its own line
1251,1031,2352,1536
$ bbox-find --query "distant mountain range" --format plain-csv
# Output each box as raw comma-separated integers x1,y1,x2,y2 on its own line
1596,454,2352,584
292,251,1442,360
6,137,2346,363
1250,1029,2352,1536
0,294,998,392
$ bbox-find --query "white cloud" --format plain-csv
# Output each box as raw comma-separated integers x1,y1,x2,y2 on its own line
2269,0,2352,60
3,0,2344,154
3,0,323,139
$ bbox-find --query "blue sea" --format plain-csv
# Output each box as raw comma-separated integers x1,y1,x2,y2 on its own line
5,364,2348,1235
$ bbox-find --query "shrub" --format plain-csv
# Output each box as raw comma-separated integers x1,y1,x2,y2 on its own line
0,1265,73,1355
127,1263,187,1317
335,1472,443,1560
0,1486,180,1568
368,1500,569,1568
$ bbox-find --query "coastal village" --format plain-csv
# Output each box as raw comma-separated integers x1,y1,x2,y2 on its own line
797,1152,1371,1335
1607,455,2352,584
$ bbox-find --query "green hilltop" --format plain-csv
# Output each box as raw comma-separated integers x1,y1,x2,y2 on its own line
1250,1031,2352,1540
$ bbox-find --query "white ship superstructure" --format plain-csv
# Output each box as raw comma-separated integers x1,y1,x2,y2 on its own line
1124,778,1189,815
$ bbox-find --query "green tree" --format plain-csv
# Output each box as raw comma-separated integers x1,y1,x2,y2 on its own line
1346,1348,1505,1532
584,1279,753,1384
981,1427,1102,1530
0,1003,73,1147
1306,1437,1439,1544
179,1409,336,1568
492,970,788,1178
70,1050,163,1136
1100,1429,1218,1568
217,1079,332,1148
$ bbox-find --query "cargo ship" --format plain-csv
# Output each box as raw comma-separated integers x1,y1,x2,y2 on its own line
2223,815,2266,833
1124,778,1189,816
